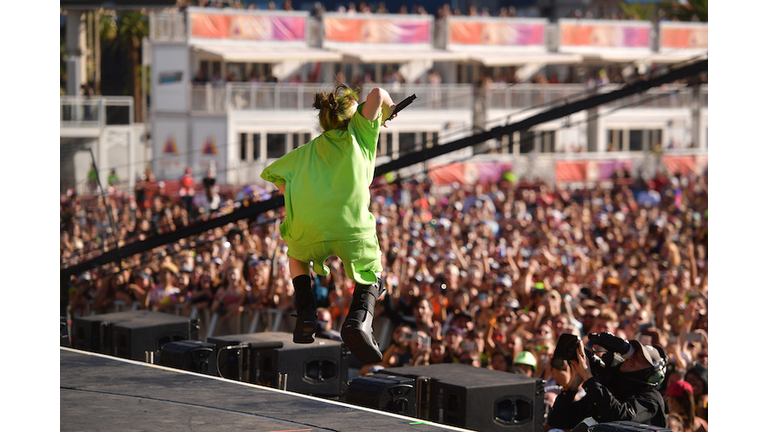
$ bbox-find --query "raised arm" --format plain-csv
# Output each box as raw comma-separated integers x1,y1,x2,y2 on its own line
361,87,396,122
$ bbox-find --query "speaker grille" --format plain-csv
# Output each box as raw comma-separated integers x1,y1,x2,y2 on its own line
494,396,533,425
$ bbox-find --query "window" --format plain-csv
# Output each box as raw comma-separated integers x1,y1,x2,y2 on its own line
252,133,261,160
540,131,555,153
240,133,248,161
520,130,536,154
620,129,661,152
399,132,417,155
422,132,438,149
198,61,211,80
649,129,662,151
267,133,286,159
629,130,644,152
378,132,390,156
226,63,245,82
606,129,621,152
292,133,311,150
239,133,262,161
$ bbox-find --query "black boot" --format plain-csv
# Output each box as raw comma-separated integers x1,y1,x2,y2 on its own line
341,279,385,364
292,275,317,344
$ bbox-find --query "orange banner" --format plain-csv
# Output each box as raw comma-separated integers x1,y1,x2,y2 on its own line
428,161,513,186
555,161,588,182
448,20,545,46
662,155,708,175
660,26,708,49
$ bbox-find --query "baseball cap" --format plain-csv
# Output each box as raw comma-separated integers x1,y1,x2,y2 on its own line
161,262,179,275
665,380,693,398
454,311,473,322
628,340,665,368
446,327,464,337
514,351,537,372
496,275,513,288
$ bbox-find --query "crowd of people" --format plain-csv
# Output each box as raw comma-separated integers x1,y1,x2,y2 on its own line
61,165,708,431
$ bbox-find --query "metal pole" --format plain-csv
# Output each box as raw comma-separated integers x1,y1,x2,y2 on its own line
88,148,122,255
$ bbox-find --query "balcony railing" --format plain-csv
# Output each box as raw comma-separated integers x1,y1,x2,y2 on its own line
486,83,707,111
190,83,475,113
149,11,186,42
187,83,706,114
60,96,135,128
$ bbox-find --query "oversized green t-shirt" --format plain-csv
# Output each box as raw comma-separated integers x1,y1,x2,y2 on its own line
260,103,381,246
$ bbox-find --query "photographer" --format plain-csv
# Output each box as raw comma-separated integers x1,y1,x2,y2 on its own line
547,332,668,429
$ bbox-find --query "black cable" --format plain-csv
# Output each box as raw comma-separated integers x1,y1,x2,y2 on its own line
380,84,683,186
62,211,283,277
63,85,677,283
61,57,706,279
67,52,708,183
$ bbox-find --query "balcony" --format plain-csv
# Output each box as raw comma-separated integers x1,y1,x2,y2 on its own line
189,83,476,113
186,82,706,114
60,96,135,130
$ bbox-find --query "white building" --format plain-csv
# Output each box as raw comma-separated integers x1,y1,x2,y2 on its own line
61,6,707,194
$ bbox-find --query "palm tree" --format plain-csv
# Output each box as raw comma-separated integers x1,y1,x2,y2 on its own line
116,11,149,123
619,1,657,21
664,0,707,22
98,9,149,122
619,1,707,22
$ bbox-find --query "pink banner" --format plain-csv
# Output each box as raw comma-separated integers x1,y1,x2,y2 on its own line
448,20,545,46
324,17,431,44
190,12,306,41
559,22,650,48
428,162,513,186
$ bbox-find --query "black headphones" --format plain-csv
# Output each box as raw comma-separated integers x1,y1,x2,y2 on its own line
643,344,668,387
621,344,668,388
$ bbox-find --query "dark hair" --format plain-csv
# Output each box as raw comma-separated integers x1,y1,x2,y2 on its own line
493,351,512,367
666,387,697,431
313,84,360,131
684,363,708,394
411,295,432,311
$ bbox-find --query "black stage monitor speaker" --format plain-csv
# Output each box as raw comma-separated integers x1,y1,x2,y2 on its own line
208,332,349,398
383,363,545,432
72,311,193,361
346,373,421,417
71,315,108,353
61,316,71,347
159,340,217,375
593,421,673,432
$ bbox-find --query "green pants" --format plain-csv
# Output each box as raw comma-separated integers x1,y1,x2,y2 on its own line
286,234,383,285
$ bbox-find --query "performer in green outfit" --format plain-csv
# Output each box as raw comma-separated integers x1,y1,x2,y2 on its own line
260,84,396,364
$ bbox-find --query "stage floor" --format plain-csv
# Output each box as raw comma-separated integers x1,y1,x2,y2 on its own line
60,347,472,432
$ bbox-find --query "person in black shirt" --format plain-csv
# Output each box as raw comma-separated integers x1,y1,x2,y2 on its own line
547,332,668,429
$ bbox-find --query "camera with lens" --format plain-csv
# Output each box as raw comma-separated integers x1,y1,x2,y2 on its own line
551,333,607,372
551,334,580,370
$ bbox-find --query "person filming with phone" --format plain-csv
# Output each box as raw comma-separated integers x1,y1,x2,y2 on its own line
547,332,669,429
